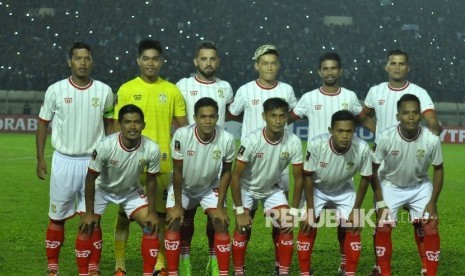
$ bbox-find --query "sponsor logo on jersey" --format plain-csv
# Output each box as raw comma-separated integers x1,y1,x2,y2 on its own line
390,150,400,156
345,162,354,170
50,204,57,213
190,90,198,96
187,150,195,156
375,246,386,256
138,159,147,168
238,146,246,157
280,151,289,160
216,244,231,253
134,95,142,100
213,150,221,160
64,97,72,104
174,140,181,151
341,103,349,110
426,250,440,261
319,162,328,168
46,240,61,249
159,94,167,103
416,149,425,159
306,151,311,161
350,242,362,251
296,241,310,251
378,99,385,105
91,150,97,160
218,89,224,98
165,240,180,250
75,250,91,258
256,152,264,158
251,99,260,105
109,160,119,166
92,97,100,107
314,104,322,110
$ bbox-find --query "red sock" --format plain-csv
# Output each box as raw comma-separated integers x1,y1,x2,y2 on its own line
413,220,427,269
278,232,293,275
297,229,316,274
344,231,362,274
207,217,216,257
88,225,102,273
338,226,346,270
423,221,440,276
374,224,393,276
272,226,280,268
232,231,248,273
141,232,159,274
75,232,92,275
165,230,181,273
214,233,231,275
46,221,64,272
180,209,195,257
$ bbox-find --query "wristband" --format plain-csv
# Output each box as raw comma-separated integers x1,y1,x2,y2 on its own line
289,207,299,216
235,206,245,214
376,200,387,210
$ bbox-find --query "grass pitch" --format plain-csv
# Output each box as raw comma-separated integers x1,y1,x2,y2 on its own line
0,133,463,275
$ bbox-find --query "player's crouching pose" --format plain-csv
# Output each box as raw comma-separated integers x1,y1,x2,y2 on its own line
164,97,236,276
373,94,443,276
231,98,304,276
296,110,374,276
77,104,162,276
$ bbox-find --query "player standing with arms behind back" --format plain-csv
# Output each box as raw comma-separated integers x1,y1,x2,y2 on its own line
228,45,297,275
113,39,188,275
176,41,234,276
36,42,114,276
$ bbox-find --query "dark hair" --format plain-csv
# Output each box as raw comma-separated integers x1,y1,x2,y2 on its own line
138,39,163,56
263,97,289,113
194,97,219,115
319,51,341,69
388,49,409,64
68,42,92,59
331,110,355,127
397,94,420,111
118,104,144,123
196,41,217,57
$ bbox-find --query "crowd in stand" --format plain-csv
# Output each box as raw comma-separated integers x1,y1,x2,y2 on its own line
1,0,464,102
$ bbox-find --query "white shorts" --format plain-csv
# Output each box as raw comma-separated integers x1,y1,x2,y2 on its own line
233,188,289,213
381,180,433,222
49,151,89,220
165,185,225,212
313,185,356,220
77,187,148,219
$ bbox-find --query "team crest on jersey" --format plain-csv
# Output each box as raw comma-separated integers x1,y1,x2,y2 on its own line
345,162,355,170
416,149,425,159
138,159,147,168
238,146,246,157
92,97,100,107
174,140,181,152
159,94,167,103
314,104,322,110
217,89,224,98
134,95,142,100
280,151,289,160
341,103,349,110
251,99,260,105
319,162,328,168
390,150,400,156
91,150,97,160
378,99,385,105
64,97,72,104
212,150,222,160
190,90,198,96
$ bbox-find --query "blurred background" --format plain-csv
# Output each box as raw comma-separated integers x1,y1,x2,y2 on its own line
1,0,464,126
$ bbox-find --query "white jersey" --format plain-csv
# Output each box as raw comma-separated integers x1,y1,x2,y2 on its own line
236,128,303,198
88,133,161,195
364,81,435,140
171,124,235,197
176,75,234,127
304,133,372,193
374,125,443,188
228,80,297,138
39,77,114,156
292,87,362,141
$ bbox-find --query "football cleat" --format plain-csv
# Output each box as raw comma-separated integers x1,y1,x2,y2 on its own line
89,271,102,276
337,267,345,276
114,268,127,276
369,265,382,276
153,268,169,276
205,256,219,276
180,257,192,276
421,269,427,276
47,270,60,276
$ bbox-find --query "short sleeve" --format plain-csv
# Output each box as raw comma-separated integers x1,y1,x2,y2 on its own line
114,85,129,120
287,87,298,110
364,87,375,109
171,128,184,161
88,141,105,173
225,83,234,105
359,143,373,176
303,139,319,173
291,136,303,165
291,94,308,119
228,88,245,116
350,93,363,115
223,134,236,163
173,87,187,117
430,136,443,166
147,144,161,174
38,86,56,121
103,90,115,119
236,136,253,163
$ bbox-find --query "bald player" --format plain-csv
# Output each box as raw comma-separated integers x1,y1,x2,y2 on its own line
36,42,114,276
176,41,234,275
228,45,297,275
360,49,442,275
113,39,188,275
